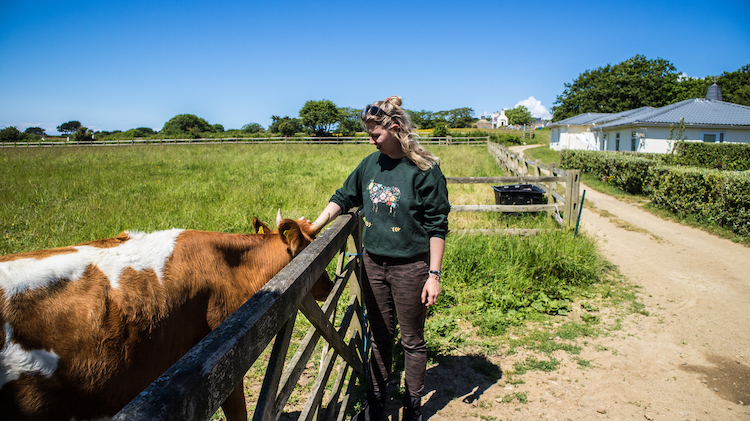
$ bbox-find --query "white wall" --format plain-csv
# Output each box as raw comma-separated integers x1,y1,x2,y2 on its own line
597,126,750,154
549,126,597,151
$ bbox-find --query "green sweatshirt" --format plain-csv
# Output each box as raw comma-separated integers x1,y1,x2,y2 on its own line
330,152,450,258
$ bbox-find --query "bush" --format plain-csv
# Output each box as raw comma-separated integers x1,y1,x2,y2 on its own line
489,132,523,145
432,123,449,138
161,114,213,138
672,142,750,171
73,127,94,142
560,149,750,238
644,166,750,237
0,126,23,142
559,150,654,195
242,123,265,134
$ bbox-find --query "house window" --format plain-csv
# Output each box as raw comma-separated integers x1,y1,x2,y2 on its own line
615,133,620,151
631,131,637,151
702,132,725,143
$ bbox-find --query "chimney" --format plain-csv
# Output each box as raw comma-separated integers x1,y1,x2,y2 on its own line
705,83,723,101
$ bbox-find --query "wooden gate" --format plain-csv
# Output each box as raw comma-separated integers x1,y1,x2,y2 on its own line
112,210,366,421
448,142,581,233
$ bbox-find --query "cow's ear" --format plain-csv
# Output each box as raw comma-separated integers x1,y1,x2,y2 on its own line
253,217,273,234
277,219,306,255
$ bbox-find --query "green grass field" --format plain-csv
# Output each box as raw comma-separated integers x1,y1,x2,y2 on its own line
0,143,534,253
1,142,612,318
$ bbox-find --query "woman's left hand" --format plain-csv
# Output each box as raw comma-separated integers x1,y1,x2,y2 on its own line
421,275,441,307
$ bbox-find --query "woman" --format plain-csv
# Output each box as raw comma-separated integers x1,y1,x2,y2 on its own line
309,96,450,421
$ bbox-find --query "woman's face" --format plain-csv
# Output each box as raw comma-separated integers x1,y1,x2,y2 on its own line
365,121,404,159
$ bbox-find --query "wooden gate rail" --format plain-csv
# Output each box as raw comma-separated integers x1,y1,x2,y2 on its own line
447,143,580,230
112,210,366,421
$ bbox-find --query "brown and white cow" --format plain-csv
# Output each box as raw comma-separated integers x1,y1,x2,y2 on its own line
0,213,332,421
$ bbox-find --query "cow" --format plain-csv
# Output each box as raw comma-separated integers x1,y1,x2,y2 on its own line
0,212,332,421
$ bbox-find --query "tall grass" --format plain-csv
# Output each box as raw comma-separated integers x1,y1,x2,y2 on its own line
437,231,610,336
1,144,510,253
1,145,373,253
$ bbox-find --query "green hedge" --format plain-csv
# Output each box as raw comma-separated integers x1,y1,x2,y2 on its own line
560,150,750,238
671,142,750,171
559,151,654,195
645,166,750,237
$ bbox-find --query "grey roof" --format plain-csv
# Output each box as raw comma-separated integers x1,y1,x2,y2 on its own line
594,99,750,130
548,107,654,128
548,113,610,127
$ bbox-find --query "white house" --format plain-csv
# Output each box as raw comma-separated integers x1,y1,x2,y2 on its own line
491,110,509,129
548,108,651,151
548,84,750,153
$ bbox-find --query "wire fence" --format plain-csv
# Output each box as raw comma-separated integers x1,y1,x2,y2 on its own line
1,136,490,148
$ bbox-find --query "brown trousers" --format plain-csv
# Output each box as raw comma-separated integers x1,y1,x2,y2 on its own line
361,250,429,399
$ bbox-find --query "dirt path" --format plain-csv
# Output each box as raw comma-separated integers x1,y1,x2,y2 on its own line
419,145,750,420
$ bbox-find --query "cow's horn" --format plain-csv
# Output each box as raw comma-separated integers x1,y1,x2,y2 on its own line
276,209,283,226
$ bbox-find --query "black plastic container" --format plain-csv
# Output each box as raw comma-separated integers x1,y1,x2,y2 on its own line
492,184,546,206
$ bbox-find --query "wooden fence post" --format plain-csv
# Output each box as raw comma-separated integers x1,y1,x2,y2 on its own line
569,169,580,228
564,170,574,227
563,169,581,228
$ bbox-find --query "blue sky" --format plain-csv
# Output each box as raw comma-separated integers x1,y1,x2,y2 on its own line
1,0,749,135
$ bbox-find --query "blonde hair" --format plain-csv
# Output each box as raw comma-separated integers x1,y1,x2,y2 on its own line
361,96,439,171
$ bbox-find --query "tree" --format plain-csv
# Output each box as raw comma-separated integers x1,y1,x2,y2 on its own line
161,114,212,138
135,127,156,136
551,55,681,121
407,109,435,129
57,121,82,135
72,126,94,142
505,105,535,126
122,127,155,138
672,75,712,102
299,100,339,136
241,123,264,133
335,107,362,135
717,64,750,106
446,107,475,128
25,127,47,136
0,126,23,142
269,116,303,137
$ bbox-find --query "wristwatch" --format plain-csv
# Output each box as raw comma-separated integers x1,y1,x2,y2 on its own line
429,270,442,281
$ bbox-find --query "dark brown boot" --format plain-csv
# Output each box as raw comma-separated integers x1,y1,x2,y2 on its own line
351,391,385,421
402,394,422,421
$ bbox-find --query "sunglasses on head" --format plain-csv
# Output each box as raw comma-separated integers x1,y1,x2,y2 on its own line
361,104,392,119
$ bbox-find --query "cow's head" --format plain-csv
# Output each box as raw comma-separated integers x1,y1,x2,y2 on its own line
252,211,332,301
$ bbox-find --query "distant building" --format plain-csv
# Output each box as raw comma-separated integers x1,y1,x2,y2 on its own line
491,110,509,129
476,119,492,129
548,84,750,153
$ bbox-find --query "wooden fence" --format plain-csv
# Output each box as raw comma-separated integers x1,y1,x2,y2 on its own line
112,210,366,421
0,136,489,148
447,142,580,233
